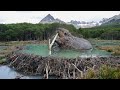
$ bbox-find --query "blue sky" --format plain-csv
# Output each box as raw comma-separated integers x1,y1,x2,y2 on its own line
0,11,120,24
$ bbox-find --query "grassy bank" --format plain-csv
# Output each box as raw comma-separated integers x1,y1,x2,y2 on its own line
89,39,120,56
98,46,120,56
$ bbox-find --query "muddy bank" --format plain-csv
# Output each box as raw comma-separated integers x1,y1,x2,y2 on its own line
6,52,120,79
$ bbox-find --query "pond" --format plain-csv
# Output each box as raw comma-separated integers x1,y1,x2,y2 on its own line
0,65,43,79
19,44,111,59
0,65,57,79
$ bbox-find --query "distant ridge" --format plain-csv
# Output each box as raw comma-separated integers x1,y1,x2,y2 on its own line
100,14,120,25
39,14,65,24
39,14,109,28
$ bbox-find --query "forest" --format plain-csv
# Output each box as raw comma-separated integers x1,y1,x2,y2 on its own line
0,23,80,41
79,23,120,40
0,22,120,41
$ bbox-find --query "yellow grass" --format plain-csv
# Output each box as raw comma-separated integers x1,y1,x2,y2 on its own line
98,46,120,55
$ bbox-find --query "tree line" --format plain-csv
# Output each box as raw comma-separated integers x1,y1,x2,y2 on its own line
79,23,120,40
0,22,120,41
0,23,80,41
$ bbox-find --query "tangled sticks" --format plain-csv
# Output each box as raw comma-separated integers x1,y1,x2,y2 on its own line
6,52,120,79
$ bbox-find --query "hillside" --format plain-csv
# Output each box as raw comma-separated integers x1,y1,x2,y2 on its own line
100,14,120,25
79,22,120,40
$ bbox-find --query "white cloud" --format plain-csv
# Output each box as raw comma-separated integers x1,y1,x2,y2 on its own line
0,11,120,24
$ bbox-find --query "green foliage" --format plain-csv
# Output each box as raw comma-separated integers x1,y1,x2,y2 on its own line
0,23,78,41
85,69,96,79
0,22,120,41
100,30,120,40
99,65,120,79
0,58,6,64
79,23,120,40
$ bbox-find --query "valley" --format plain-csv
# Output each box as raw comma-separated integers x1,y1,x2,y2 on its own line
0,11,120,79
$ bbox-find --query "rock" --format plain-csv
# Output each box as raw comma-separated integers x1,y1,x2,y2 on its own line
55,28,93,50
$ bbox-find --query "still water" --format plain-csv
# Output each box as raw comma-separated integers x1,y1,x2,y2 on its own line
19,44,111,58
0,65,43,79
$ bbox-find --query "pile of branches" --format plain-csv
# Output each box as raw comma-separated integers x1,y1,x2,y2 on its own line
6,52,120,79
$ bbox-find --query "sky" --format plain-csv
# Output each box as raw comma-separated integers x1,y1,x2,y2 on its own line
0,11,120,24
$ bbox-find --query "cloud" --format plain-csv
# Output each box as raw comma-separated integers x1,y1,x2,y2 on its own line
0,11,120,24
0,18,6,24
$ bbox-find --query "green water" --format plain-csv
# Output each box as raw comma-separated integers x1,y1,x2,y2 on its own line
19,44,111,58
21,44,49,57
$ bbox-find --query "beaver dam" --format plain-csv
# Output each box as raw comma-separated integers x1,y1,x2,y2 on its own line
6,53,120,79
2,28,120,79
3,42,120,79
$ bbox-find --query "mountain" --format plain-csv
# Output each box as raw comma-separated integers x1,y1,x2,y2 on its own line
67,20,100,29
39,14,100,28
100,14,120,25
40,14,65,24
40,14,55,23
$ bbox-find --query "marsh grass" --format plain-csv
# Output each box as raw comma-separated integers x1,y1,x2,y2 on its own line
83,65,120,79
97,46,120,56
85,69,97,79
99,65,120,79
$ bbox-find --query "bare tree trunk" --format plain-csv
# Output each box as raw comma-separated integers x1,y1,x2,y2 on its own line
45,63,49,79
72,63,84,79
73,68,75,79
68,63,70,78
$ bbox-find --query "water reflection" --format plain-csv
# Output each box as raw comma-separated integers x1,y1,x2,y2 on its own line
0,65,43,79
0,65,57,79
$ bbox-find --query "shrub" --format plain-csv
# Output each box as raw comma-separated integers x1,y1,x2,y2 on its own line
85,69,96,79
99,65,120,79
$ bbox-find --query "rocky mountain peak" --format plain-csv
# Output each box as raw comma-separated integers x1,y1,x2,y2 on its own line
39,14,100,28
40,14,55,23
40,14,65,24
100,14,120,25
